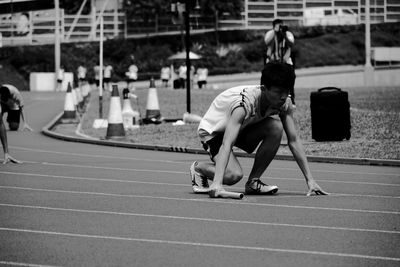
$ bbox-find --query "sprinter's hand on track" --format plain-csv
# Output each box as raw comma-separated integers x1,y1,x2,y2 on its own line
306,179,329,196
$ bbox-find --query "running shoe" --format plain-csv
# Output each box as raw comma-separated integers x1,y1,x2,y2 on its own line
245,179,278,195
190,161,210,193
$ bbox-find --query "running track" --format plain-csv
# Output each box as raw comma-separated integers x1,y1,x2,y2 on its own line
0,92,399,267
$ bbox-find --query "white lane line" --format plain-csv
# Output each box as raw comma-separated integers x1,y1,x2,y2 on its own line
10,146,400,177
1,171,399,199
1,228,399,262
1,186,399,215
0,261,58,267
10,147,183,164
1,203,398,235
5,160,400,187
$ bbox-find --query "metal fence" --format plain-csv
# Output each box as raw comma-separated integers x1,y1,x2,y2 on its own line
0,9,246,47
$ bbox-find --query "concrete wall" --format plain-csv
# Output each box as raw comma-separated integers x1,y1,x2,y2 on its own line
295,68,400,89
30,72,74,91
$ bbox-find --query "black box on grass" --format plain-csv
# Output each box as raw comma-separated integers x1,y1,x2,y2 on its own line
310,87,351,141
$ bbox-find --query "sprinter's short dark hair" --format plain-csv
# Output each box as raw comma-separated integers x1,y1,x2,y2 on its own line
0,86,11,102
260,63,295,93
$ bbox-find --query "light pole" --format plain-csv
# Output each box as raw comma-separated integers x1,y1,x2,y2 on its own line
172,0,200,114
54,0,60,91
184,0,191,113
364,0,374,86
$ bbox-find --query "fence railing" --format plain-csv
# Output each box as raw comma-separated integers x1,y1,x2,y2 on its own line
0,9,249,47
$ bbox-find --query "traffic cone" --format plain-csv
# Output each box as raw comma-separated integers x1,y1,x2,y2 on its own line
71,86,78,107
144,77,162,124
61,83,78,123
106,84,125,139
122,88,140,129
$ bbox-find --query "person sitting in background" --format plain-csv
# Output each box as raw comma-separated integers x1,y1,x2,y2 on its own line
16,13,29,36
0,84,33,132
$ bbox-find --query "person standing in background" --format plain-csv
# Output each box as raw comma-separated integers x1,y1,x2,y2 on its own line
160,65,171,88
126,58,139,92
56,66,64,92
103,64,113,92
178,63,187,89
93,64,102,91
77,65,87,87
264,19,296,104
196,65,208,89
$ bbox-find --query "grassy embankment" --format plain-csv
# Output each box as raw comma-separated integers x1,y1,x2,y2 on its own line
80,84,400,160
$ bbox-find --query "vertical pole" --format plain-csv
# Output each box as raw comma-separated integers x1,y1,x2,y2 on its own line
364,0,374,86
54,0,60,91
185,0,191,114
91,0,96,41
365,0,371,67
99,16,104,118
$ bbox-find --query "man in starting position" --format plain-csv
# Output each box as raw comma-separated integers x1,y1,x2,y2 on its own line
190,62,327,197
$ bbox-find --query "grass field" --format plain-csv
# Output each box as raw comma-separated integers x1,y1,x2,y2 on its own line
80,84,400,160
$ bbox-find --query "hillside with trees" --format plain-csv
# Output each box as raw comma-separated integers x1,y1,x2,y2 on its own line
0,22,399,90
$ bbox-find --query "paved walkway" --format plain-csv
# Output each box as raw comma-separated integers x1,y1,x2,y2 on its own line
130,65,400,90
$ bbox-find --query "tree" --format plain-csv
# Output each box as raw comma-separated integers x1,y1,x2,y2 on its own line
200,0,243,18
60,0,91,15
123,0,170,25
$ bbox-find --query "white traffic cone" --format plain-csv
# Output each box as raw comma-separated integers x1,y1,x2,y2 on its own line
122,88,140,129
144,78,162,124
106,84,125,139
61,83,78,123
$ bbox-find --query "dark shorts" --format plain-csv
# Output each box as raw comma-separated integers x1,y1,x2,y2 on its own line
103,78,111,83
201,129,257,161
2,107,21,128
201,116,281,161
57,79,63,83
95,79,100,86
197,80,207,88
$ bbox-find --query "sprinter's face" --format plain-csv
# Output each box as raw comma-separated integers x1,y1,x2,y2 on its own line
265,86,288,110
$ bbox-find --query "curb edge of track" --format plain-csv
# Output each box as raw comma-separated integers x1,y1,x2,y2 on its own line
42,112,400,167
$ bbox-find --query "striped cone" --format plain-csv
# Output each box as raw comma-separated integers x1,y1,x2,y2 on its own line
106,84,125,139
122,88,140,129
71,86,78,107
144,78,162,124
61,82,78,123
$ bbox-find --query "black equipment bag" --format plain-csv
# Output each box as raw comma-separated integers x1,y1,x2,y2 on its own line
173,79,181,89
310,87,351,141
